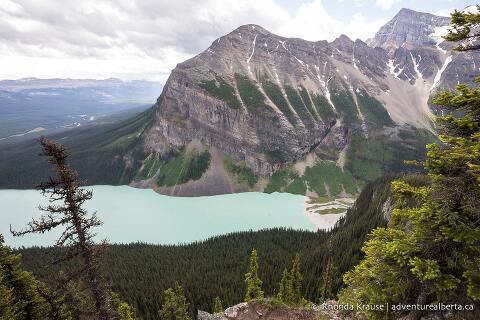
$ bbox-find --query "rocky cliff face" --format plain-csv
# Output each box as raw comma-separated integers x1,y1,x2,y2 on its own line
127,8,480,196
370,8,450,50
145,24,350,176
371,8,480,92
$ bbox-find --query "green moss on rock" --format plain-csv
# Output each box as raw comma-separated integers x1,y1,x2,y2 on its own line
329,87,359,125
284,85,315,127
157,149,211,187
304,161,357,196
354,89,394,128
199,75,241,109
265,166,306,195
298,86,320,122
262,80,298,126
223,156,258,188
312,93,336,122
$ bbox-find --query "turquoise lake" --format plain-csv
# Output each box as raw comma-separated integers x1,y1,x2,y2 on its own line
0,185,315,247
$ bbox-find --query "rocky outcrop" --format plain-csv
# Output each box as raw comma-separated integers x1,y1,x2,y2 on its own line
198,310,227,320
144,25,341,176
371,8,480,91
132,8,480,195
197,301,322,320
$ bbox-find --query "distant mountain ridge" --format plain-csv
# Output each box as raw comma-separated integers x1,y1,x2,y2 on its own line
0,77,161,103
0,78,161,141
2,7,479,197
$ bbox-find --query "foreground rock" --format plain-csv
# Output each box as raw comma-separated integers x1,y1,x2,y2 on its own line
197,301,345,320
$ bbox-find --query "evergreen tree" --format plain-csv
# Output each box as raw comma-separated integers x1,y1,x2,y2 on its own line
444,5,480,51
10,137,134,320
277,254,303,306
159,282,191,320
0,266,15,320
110,292,137,320
319,243,334,302
0,234,71,320
277,268,293,304
244,249,264,301
212,296,223,314
340,7,480,320
290,254,302,305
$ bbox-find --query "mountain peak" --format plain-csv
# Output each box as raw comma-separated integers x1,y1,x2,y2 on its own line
396,7,422,16
336,34,353,42
370,8,450,51
231,24,270,36
331,34,354,49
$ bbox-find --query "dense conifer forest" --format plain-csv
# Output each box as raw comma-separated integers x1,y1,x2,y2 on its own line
15,175,393,319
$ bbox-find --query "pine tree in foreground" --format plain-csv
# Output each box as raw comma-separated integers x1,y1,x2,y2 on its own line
0,269,14,320
159,282,191,320
319,242,334,302
277,254,304,306
10,137,129,320
340,7,480,320
444,5,480,51
110,292,137,320
212,296,223,314
0,234,71,320
244,249,264,301
277,268,293,305
290,254,302,305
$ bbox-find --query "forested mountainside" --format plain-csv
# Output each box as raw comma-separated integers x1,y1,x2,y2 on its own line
1,7,472,196
17,175,395,319
0,107,155,189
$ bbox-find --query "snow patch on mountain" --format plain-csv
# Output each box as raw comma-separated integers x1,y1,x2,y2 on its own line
430,25,449,54
409,52,423,79
432,55,452,90
247,34,257,64
387,59,403,79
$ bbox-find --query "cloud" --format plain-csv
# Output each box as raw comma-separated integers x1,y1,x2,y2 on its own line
276,0,343,41
375,0,402,10
339,12,388,42
276,1,386,42
0,0,388,82
433,8,455,17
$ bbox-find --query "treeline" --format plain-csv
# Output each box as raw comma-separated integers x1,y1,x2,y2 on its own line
17,175,394,319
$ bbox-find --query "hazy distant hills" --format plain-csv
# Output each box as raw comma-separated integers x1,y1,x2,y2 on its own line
0,78,161,141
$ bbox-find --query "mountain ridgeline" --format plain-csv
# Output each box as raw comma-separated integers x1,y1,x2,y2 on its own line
0,78,160,140
2,8,480,196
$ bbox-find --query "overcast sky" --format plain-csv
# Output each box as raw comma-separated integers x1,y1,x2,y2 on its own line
0,0,474,83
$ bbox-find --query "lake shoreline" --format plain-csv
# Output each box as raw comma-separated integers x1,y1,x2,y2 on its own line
303,196,355,231
1,186,316,247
